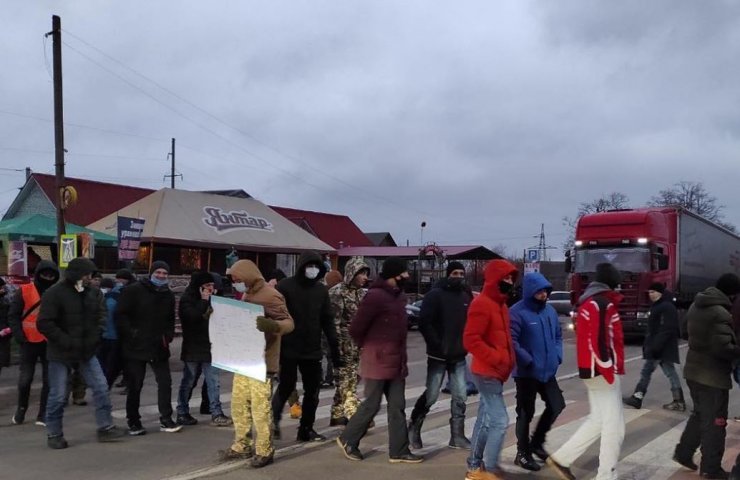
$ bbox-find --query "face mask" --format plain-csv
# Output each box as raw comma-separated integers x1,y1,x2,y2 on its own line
305,266,320,280
150,275,169,287
115,281,124,288
448,278,465,289
233,282,248,293
74,280,85,293
101,288,110,295
498,280,513,295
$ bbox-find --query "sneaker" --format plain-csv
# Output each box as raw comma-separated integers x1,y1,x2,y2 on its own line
515,452,541,471
297,428,325,442
72,399,88,406
464,467,502,480
128,421,147,436
289,402,302,419
389,452,424,464
47,435,68,449
177,413,199,426
35,419,46,427
320,381,334,389
97,425,125,442
673,451,698,471
273,423,281,440
623,394,642,409
330,416,348,427
218,447,253,462
211,414,233,427
701,470,730,479
11,407,26,425
546,457,576,480
160,417,184,433
531,445,549,462
251,454,274,468
336,437,363,461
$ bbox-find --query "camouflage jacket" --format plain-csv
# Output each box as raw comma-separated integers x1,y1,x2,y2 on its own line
329,257,369,356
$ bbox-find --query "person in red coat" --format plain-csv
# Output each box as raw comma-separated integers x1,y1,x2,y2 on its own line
336,258,423,464
547,263,625,480
463,259,519,480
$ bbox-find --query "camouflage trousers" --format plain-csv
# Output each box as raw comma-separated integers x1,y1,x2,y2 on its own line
231,374,274,457
330,359,360,420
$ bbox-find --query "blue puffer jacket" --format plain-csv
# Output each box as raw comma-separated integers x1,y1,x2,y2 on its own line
509,273,562,382
102,284,123,340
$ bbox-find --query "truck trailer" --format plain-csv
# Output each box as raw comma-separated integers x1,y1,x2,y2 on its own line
568,207,740,336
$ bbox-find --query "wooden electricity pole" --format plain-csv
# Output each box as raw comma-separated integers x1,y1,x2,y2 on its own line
49,15,66,237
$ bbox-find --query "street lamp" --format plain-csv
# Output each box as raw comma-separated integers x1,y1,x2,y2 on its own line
417,221,426,299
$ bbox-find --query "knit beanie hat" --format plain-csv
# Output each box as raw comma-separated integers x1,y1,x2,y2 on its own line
115,268,136,283
66,257,97,282
648,282,665,293
150,260,170,274
380,258,407,279
446,261,465,277
190,271,215,289
716,273,740,297
100,277,116,289
595,263,621,289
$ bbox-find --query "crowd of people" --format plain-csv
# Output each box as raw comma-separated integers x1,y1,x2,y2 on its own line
1,253,740,479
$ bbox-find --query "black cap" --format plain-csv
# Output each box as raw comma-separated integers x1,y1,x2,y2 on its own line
648,282,665,293
150,260,170,274
716,273,740,297
380,258,407,279
115,268,135,283
595,263,621,289
190,271,215,289
446,261,465,277
66,257,97,282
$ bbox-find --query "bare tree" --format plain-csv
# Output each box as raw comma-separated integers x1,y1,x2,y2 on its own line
562,192,631,251
648,181,735,232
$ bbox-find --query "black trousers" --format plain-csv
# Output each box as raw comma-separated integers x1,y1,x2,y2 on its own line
677,380,729,474
272,357,322,430
125,358,173,422
97,339,124,389
514,376,565,453
17,342,49,418
341,378,411,458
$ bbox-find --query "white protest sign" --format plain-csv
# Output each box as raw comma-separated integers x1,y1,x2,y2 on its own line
209,296,266,382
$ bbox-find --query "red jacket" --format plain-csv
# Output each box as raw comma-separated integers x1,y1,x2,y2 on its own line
463,260,519,382
576,286,625,384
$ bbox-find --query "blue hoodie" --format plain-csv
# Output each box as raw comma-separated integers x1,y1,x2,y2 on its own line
509,272,562,382
102,284,123,340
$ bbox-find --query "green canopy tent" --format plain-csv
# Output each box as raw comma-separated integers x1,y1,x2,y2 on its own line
0,214,118,246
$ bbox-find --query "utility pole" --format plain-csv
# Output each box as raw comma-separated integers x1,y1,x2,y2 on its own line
164,137,182,188
535,223,557,262
48,15,66,237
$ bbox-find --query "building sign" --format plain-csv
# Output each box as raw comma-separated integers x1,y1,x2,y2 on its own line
79,233,95,259
524,262,540,274
8,241,28,276
202,206,273,234
117,217,146,261
60,234,77,268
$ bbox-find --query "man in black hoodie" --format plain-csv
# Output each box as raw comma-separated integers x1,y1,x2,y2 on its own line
37,257,125,449
272,251,341,442
409,261,473,451
8,260,59,426
115,260,182,435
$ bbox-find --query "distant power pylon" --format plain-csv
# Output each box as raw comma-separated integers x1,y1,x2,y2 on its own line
528,223,557,262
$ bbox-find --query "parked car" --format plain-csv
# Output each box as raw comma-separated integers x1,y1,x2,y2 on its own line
547,290,573,316
406,300,422,330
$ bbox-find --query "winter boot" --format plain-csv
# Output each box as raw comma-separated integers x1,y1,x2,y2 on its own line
623,391,644,409
408,415,425,450
663,389,687,412
448,418,471,449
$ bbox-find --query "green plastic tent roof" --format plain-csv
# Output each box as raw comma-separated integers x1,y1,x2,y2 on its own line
0,214,118,247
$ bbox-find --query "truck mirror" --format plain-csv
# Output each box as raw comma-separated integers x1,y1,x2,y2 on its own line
658,255,669,270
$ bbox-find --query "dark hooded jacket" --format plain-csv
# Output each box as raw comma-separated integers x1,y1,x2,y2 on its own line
179,273,216,363
643,290,680,364
8,260,60,343
463,260,519,382
418,277,473,363
276,252,339,361
510,272,562,382
683,286,740,390
36,258,106,363
115,278,176,361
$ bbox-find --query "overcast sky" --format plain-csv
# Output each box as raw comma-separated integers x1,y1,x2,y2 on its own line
2,1,739,260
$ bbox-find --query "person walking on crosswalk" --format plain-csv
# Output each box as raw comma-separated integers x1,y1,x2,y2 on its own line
463,259,519,480
409,261,473,451
673,273,740,479
510,272,566,472
547,263,625,480
336,258,423,464
623,282,685,411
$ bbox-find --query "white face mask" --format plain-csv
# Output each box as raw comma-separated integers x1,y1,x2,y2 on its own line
305,266,320,280
233,282,248,293
101,288,110,295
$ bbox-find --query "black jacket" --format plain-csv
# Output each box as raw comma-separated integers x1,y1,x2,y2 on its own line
643,291,680,364
115,279,175,361
276,252,339,361
8,260,60,343
178,288,213,363
36,280,106,364
418,278,473,363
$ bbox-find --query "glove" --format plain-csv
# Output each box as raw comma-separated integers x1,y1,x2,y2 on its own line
0,327,11,337
256,316,280,334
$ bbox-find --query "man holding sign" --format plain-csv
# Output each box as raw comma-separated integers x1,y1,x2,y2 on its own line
219,260,294,468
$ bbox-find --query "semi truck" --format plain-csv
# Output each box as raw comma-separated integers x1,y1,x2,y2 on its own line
567,207,740,336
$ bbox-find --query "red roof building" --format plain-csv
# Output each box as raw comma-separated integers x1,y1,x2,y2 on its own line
269,206,372,249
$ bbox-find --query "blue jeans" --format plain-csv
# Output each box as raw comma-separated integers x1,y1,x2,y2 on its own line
46,357,113,438
412,358,467,420
177,362,223,416
467,375,509,470
635,359,682,394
